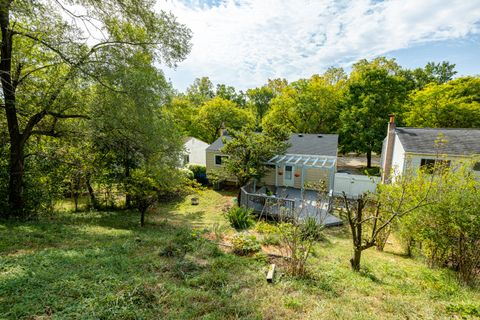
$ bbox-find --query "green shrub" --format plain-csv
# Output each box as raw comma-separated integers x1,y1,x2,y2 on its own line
180,168,194,180
188,164,208,184
447,303,480,317
225,206,254,230
300,217,324,241
261,233,281,246
231,234,261,256
254,221,280,234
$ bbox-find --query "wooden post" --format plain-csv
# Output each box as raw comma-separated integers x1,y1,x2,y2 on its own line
301,166,305,194
266,264,276,283
275,165,278,187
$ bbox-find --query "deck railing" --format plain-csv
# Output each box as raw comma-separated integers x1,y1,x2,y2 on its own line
240,183,296,216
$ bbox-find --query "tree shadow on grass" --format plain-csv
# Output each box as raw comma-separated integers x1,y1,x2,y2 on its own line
0,216,264,319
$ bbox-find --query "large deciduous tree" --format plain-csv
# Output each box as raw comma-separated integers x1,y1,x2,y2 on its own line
195,97,255,143
91,51,183,209
246,85,276,126
403,76,480,128
403,61,457,90
0,0,191,217
339,57,409,167
262,74,345,134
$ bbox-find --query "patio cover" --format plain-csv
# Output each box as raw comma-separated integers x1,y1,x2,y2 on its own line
264,154,336,191
265,154,336,169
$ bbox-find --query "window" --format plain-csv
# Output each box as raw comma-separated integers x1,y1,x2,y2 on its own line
215,155,228,165
183,155,190,164
420,159,450,173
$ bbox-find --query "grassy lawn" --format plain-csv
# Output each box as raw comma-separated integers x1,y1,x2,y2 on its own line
1,189,479,319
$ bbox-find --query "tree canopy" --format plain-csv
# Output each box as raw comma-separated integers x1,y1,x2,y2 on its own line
262,74,345,134
403,77,480,128
339,58,410,167
0,0,191,217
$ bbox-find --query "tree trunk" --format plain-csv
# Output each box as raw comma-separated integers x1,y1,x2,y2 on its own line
73,193,79,212
350,247,362,272
1,5,25,218
124,158,132,209
366,149,372,168
8,140,25,217
85,175,97,209
237,189,242,206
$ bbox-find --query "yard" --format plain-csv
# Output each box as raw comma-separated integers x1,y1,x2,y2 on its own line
1,189,479,319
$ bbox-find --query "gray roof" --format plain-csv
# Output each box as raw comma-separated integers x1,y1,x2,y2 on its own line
207,133,338,157
206,135,232,152
395,127,480,155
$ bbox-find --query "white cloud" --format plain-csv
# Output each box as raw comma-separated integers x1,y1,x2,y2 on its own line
158,0,480,90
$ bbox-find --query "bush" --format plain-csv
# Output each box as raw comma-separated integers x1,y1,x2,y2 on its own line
300,217,324,241
225,206,254,230
261,233,281,246
254,221,280,234
188,164,208,185
180,168,194,180
231,234,261,256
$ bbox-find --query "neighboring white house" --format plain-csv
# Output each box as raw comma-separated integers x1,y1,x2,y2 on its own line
380,116,480,182
183,137,209,166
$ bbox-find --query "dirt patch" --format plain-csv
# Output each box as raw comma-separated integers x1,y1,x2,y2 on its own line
337,154,380,168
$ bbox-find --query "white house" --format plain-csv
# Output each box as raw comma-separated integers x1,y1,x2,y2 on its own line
380,115,480,182
183,137,209,166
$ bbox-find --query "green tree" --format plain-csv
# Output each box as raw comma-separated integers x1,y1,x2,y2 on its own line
339,57,409,167
165,97,198,136
395,161,480,285
263,74,344,134
216,84,246,107
405,61,457,90
195,97,255,143
185,77,215,106
0,0,191,217
403,77,480,128
341,167,433,271
91,51,183,209
246,85,276,127
221,128,289,201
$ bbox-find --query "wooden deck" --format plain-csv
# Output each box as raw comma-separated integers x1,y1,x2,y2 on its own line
240,184,342,227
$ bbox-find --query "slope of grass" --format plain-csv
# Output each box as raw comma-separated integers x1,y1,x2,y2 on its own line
1,189,479,319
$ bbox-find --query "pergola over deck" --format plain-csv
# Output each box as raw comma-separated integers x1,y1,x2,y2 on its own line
265,154,337,191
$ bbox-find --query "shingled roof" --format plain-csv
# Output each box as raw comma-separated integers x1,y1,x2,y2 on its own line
395,127,480,155
207,133,338,157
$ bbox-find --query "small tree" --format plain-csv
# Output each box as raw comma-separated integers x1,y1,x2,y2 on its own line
221,128,288,202
127,169,159,227
269,182,328,277
341,168,434,271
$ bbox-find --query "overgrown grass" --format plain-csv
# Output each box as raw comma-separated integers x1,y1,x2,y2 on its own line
1,189,479,319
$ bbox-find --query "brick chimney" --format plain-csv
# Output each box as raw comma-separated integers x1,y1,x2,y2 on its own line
381,114,396,184
218,122,227,137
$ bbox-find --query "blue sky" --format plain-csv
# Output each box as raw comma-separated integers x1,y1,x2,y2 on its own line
159,0,480,91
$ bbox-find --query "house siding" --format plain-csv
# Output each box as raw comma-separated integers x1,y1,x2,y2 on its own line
260,166,332,189
206,150,236,182
262,168,276,185
184,138,209,166
391,135,405,180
